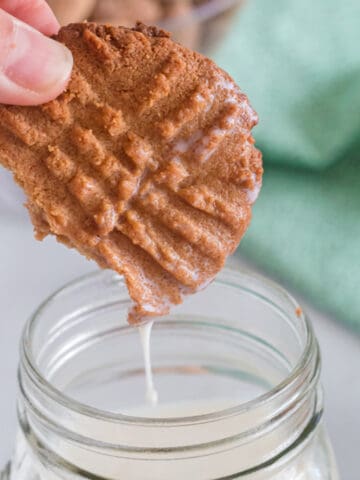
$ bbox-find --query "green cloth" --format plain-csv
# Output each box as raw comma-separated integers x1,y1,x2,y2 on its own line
214,0,360,330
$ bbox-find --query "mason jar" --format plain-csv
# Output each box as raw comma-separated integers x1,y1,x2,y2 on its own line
1,268,339,479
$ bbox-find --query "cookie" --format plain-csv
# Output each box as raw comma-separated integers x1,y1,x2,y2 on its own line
0,23,262,323
47,0,97,25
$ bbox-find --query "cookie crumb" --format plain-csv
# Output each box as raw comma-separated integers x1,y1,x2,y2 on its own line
134,21,171,38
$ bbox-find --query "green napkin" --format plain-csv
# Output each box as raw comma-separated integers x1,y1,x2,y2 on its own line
214,0,360,330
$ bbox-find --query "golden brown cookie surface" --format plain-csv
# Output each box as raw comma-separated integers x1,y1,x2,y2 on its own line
0,23,262,323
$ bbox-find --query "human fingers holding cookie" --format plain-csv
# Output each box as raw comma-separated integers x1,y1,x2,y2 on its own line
0,0,73,105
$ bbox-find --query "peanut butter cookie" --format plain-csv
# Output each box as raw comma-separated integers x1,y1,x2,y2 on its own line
0,23,262,323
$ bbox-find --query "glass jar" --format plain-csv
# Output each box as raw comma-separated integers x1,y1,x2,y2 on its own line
1,268,339,479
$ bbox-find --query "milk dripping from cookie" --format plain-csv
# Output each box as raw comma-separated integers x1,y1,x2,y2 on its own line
2,269,339,479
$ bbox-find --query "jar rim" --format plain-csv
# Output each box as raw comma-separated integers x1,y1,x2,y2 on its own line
21,266,317,427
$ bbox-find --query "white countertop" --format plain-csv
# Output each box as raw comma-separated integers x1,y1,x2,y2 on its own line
0,214,359,479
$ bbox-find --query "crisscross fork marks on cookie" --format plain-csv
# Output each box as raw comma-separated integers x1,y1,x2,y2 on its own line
0,23,263,323
157,81,215,139
139,51,187,113
136,188,229,260
0,109,48,147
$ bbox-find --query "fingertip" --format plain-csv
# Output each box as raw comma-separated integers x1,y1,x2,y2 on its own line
33,2,60,37
36,16,60,37
0,0,61,36
0,12,73,106
23,43,73,105
33,43,74,105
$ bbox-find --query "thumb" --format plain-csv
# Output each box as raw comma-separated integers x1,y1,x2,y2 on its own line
0,8,73,106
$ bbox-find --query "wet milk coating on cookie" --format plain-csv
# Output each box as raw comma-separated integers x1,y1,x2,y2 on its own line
0,23,263,323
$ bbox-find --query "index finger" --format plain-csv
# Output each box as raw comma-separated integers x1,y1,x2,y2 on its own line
0,0,60,36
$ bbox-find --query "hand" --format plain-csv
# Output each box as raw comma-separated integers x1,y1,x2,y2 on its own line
0,0,73,106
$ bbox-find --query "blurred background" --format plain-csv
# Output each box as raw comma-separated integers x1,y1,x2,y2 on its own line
0,0,359,478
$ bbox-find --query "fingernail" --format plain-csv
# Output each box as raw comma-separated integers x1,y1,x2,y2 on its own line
1,14,73,102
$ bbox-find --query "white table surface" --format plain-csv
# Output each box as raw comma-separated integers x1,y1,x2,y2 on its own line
0,214,359,479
